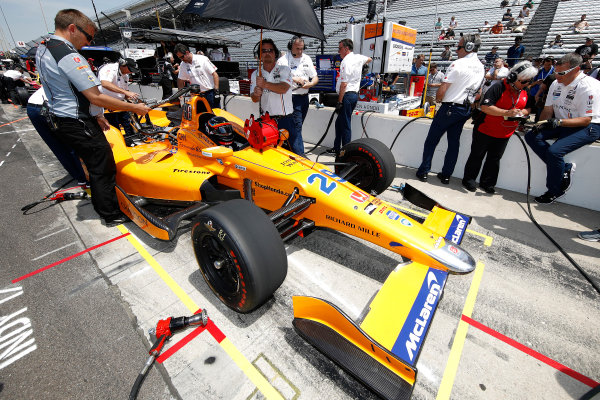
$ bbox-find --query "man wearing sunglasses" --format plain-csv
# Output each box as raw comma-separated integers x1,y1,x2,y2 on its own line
175,43,220,108
525,53,600,204
36,9,151,227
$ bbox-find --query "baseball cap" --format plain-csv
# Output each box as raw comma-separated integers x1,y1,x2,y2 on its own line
492,46,499,49
124,58,139,74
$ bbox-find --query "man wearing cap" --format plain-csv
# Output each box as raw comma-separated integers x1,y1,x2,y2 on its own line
98,57,140,142
485,46,500,67
575,38,598,62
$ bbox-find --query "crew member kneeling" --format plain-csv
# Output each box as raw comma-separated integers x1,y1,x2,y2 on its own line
525,53,600,204
462,61,538,194
250,39,295,148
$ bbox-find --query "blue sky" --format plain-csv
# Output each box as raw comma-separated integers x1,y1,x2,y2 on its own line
0,0,127,50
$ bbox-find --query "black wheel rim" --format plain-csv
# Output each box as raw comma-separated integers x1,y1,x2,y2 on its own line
341,155,377,190
196,233,240,299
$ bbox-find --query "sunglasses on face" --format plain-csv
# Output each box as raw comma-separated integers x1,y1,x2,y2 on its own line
456,45,464,50
76,25,94,43
555,66,578,76
261,48,274,53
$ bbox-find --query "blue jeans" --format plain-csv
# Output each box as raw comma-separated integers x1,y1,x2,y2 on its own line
525,124,600,195
27,104,86,183
290,94,309,155
276,114,295,149
105,111,135,137
334,91,358,151
203,89,216,109
417,103,471,177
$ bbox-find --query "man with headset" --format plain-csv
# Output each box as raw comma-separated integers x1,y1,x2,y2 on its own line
525,53,600,204
174,43,220,108
277,36,319,155
97,57,140,143
462,61,538,194
416,33,484,184
250,39,295,146
36,9,150,227
329,38,372,154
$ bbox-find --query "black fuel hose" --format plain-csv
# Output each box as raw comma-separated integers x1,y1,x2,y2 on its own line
389,115,432,151
305,108,337,155
513,131,600,296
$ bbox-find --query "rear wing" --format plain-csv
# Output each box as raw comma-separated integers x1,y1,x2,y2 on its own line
293,262,448,400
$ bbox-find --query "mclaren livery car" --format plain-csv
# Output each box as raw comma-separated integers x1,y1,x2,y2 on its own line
105,85,475,399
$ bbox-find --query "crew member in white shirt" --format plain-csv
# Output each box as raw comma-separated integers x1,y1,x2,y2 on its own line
250,39,295,147
329,38,372,154
277,36,319,155
525,53,600,204
97,57,140,140
175,43,220,108
416,33,485,183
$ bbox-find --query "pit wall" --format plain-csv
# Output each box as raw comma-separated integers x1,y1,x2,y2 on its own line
227,96,600,211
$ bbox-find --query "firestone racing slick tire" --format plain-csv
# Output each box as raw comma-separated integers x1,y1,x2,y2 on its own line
192,199,288,313
335,138,396,195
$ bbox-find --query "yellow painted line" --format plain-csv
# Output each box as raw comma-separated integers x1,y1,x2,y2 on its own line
392,204,494,246
436,261,486,400
466,229,493,247
116,226,284,400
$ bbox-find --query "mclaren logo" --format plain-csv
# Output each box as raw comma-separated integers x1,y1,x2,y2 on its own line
405,272,441,361
451,215,466,244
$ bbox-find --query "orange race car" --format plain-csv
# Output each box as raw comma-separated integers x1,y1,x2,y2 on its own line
106,85,476,399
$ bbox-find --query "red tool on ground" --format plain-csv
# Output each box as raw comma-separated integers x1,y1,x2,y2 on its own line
130,310,209,400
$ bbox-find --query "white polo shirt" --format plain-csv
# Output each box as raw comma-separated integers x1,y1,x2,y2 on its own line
250,64,293,116
178,54,217,92
546,72,600,123
98,62,130,100
277,53,317,95
441,52,485,103
336,52,369,93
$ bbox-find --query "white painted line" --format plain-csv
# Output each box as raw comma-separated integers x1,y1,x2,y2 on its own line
0,160,4,167
11,144,16,149
31,241,78,261
34,227,70,241
6,152,10,157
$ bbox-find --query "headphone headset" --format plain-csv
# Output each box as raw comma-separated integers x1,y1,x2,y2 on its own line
463,39,475,53
253,40,280,59
287,36,305,52
507,63,529,83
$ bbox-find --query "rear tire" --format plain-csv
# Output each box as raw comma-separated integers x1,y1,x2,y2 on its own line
335,138,396,195
192,199,287,313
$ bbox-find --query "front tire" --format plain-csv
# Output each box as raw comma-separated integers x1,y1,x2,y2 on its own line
335,138,396,195
192,199,287,313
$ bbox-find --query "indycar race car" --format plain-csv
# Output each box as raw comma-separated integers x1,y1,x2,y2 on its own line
105,85,476,399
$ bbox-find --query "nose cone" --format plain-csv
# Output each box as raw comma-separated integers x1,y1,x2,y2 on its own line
427,242,476,274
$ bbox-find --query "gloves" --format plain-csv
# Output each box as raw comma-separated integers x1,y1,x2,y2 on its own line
213,94,221,107
335,102,343,113
545,118,561,129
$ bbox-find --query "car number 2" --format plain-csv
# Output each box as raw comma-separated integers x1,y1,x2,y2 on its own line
307,169,345,195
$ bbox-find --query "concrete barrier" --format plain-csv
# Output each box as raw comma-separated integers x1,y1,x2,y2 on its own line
228,96,600,211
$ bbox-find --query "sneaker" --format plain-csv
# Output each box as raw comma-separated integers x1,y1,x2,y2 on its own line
416,172,428,182
534,191,564,204
437,173,450,184
561,163,576,193
480,185,496,194
462,179,477,192
577,229,600,242
104,213,129,227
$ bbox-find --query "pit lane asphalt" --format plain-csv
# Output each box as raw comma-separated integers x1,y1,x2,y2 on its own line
1,102,598,400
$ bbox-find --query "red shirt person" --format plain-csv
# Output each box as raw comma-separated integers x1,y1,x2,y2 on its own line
462,61,538,193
